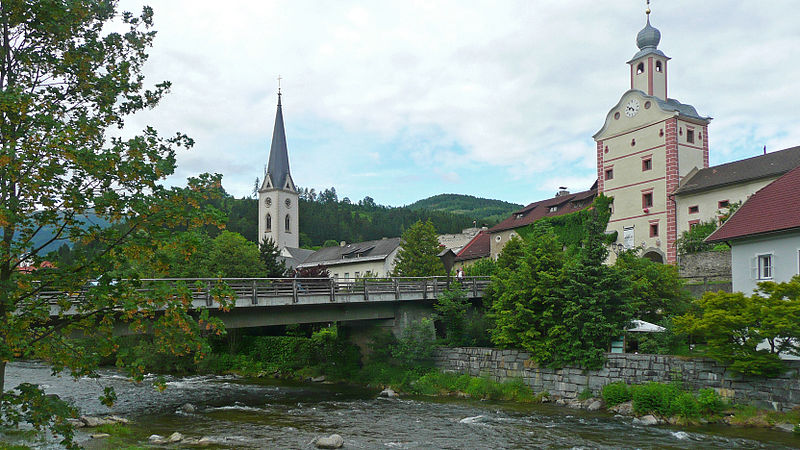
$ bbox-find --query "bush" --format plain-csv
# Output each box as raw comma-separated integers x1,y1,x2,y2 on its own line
631,382,681,416
601,382,631,406
392,318,436,369
673,392,700,418
697,388,725,415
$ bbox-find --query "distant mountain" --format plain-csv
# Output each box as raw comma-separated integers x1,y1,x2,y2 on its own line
406,194,522,227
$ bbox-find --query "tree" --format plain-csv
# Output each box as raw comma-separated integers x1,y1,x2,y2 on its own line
0,3,226,444
207,231,266,278
392,220,446,277
434,284,470,346
614,250,691,323
675,276,800,377
259,237,286,277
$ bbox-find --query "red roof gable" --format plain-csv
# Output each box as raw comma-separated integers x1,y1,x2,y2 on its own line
706,164,800,242
489,188,597,233
455,230,490,261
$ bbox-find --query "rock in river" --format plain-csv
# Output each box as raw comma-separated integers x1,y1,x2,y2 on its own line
633,415,659,426
379,388,399,398
314,434,344,449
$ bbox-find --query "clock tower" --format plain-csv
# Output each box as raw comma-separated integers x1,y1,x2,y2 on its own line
594,6,710,264
258,90,299,250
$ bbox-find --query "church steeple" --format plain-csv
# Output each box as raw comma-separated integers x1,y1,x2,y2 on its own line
627,1,669,100
265,88,295,192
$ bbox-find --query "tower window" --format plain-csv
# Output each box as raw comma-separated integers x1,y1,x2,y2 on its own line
686,129,695,143
642,158,652,171
688,205,699,214
636,62,644,74
266,214,272,231
718,200,730,209
605,168,614,180
285,214,291,232
614,112,620,120
649,223,659,237
655,61,662,72
642,192,653,208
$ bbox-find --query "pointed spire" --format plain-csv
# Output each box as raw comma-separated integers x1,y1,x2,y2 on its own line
266,83,293,192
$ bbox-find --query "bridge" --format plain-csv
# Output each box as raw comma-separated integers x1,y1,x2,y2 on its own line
40,276,490,335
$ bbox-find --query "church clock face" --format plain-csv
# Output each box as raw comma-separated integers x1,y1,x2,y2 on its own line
285,198,291,208
625,99,640,117
264,197,271,207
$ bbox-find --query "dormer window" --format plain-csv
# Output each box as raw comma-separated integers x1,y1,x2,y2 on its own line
516,213,524,219
549,206,558,213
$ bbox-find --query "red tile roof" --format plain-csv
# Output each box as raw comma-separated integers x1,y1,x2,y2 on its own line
489,188,597,233
455,230,490,261
706,164,800,242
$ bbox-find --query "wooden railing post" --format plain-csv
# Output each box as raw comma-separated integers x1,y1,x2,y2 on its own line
364,279,369,301
205,281,212,306
251,280,258,305
422,279,427,300
330,279,336,302
394,278,400,299
292,279,298,303
472,277,478,298
433,276,438,298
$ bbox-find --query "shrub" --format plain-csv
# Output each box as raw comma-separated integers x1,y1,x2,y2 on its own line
601,382,631,406
392,318,436,369
631,382,681,416
673,392,700,418
578,388,594,401
697,388,725,415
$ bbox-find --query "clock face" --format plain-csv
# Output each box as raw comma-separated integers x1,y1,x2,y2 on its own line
625,99,640,117
264,197,271,207
285,198,291,208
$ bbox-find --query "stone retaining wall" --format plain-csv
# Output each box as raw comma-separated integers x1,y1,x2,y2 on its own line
433,347,800,411
678,250,731,282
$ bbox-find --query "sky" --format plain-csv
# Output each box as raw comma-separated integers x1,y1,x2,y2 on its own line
117,0,800,207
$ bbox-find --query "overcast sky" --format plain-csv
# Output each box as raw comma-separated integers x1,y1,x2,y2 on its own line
117,0,800,207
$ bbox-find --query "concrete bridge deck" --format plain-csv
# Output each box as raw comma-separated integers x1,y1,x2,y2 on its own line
39,276,490,331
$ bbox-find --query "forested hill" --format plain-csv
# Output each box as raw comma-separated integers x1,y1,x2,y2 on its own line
225,187,475,247
407,194,522,226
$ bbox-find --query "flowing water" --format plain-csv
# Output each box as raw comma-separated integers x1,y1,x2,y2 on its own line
2,361,799,449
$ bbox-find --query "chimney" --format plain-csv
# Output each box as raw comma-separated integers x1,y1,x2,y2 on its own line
556,186,570,197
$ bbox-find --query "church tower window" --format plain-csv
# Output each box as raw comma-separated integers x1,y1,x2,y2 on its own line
266,214,272,231
636,62,644,74
655,61,662,72
285,214,291,232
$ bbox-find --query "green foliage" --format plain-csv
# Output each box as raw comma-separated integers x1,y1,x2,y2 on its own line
601,382,631,406
631,382,682,416
0,383,77,449
490,206,634,370
614,251,691,323
463,258,497,277
259,237,287,278
434,285,470,346
392,220,446,277
0,3,230,444
207,231,266,277
391,318,436,369
631,318,688,355
516,195,614,251
675,276,800,377
405,193,523,226
676,220,719,254
577,388,594,401
697,388,725,415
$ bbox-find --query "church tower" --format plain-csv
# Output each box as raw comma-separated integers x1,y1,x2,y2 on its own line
258,90,299,250
594,5,710,264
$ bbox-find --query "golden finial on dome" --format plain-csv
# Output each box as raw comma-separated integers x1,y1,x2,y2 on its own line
646,0,651,15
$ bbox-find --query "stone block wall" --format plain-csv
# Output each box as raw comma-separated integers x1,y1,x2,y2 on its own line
433,347,800,411
678,250,731,282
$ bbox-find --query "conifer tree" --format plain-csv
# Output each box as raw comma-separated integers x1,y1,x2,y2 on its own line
392,220,446,277
259,237,287,277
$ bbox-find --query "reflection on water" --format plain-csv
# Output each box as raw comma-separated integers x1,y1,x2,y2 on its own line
3,361,799,449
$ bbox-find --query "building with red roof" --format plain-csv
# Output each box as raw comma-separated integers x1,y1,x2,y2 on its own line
454,229,491,269
706,165,800,293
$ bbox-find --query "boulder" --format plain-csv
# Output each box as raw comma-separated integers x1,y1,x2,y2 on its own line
106,415,129,424
90,433,110,439
633,415,659,426
379,388,399,398
67,418,85,428
774,423,795,433
197,437,214,446
80,416,105,427
314,434,344,449
586,400,603,412
179,403,196,413
311,375,326,383
149,434,167,445
608,401,633,415
168,431,184,443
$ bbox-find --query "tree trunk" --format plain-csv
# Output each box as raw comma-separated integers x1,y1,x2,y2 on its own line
0,360,6,394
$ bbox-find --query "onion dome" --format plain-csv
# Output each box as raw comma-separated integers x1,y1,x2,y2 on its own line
636,16,661,50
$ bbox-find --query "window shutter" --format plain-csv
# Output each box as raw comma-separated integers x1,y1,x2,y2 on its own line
750,257,758,280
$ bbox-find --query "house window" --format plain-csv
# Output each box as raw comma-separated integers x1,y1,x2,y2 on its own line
355,271,360,278
266,213,272,231
688,220,700,229
688,205,699,214
718,200,730,209
687,129,695,143
285,214,291,232
495,235,501,242
649,223,659,237
757,254,773,280
344,272,349,279
642,192,653,208
642,158,652,171
605,168,614,180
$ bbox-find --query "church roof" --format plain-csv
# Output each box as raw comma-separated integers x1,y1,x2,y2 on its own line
655,97,706,121
266,93,293,190
706,164,800,242
674,145,800,196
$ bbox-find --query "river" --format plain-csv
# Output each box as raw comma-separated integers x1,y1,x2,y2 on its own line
2,361,798,449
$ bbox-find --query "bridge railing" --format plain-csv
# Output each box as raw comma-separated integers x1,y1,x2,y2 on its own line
37,276,492,309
